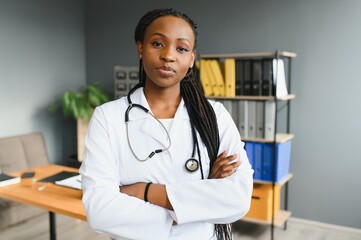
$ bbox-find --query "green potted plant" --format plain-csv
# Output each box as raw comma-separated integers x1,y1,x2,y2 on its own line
48,82,111,161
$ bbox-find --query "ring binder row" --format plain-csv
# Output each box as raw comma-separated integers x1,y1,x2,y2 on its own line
244,140,291,182
216,98,292,183
114,66,139,99
217,99,276,141
198,57,289,98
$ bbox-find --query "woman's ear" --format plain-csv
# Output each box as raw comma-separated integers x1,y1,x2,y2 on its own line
136,41,143,59
190,50,196,68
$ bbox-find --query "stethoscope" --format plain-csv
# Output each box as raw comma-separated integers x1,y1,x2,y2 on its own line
125,93,202,175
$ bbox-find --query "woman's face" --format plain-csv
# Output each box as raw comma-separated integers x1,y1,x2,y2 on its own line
137,15,196,90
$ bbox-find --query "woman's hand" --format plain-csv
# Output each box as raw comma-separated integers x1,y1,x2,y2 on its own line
209,150,241,179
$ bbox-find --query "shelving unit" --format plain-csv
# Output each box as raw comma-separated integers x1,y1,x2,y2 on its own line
208,94,296,102
243,209,292,228
201,51,296,240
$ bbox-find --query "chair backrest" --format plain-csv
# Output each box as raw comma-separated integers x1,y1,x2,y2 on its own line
0,132,49,173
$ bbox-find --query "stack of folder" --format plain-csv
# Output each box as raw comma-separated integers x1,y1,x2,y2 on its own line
199,59,224,96
199,57,288,97
216,99,276,141
245,140,292,182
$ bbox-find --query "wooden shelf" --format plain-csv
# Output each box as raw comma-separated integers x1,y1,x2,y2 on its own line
253,173,293,186
201,51,297,59
243,133,294,144
207,94,296,101
242,210,292,228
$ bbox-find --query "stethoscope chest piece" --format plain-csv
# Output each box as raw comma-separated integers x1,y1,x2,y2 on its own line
185,158,199,172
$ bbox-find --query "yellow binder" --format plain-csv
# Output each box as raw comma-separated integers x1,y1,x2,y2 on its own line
203,60,220,96
224,58,236,97
199,60,213,96
208,60,224,96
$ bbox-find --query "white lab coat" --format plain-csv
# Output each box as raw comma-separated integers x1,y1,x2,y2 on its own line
80,87,253,240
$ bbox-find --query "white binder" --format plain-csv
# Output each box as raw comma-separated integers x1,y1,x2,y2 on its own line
247,101,256,138
264,100,276,141
238,101,248,138
222,100,234,119
256,101,265,138
273,59,288,98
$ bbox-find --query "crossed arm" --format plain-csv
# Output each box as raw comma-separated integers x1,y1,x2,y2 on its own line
119,150,241,210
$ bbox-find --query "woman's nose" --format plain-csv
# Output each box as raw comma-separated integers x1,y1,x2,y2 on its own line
160,48,175,62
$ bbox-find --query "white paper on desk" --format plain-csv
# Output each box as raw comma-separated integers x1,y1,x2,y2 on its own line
55,174,82,190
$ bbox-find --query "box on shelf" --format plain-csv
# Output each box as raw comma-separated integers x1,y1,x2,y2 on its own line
245,140,292,182
114,66,139,99
245,183,281,221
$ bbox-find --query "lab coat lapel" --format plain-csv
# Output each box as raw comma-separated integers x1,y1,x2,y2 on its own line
129,88,190,146
140,117,169,145
130,88,169,145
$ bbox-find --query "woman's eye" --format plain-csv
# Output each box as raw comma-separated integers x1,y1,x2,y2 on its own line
177,47,189,53
152,41,163,47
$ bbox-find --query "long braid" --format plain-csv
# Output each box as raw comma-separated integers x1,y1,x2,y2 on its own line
131,8,232,240
181,68,232,240
180,73,219,168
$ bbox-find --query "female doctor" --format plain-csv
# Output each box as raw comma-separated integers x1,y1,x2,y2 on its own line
80,8,253,240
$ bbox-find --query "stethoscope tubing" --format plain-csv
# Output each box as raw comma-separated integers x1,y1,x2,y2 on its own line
125,92,203,178
125,103,171,161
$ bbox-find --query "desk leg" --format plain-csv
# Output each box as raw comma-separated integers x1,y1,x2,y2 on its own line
49,212,56,240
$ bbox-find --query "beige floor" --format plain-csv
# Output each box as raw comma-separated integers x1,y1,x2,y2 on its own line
232,219,361,240
0,213,360,240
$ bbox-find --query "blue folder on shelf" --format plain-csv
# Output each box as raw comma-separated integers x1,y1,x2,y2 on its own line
245,142,254,172
244,140,292,182
261,140,292,182
253,143,263,180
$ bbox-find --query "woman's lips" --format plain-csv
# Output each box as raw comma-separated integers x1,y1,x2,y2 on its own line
156,66,176,76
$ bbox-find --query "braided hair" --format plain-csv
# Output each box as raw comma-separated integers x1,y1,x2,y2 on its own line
130,8,232,240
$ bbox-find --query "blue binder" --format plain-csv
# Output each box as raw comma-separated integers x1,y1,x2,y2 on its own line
253,143,263,180
244,140,292,182
261,140,292,182
262,144,273,181
245,142,254,170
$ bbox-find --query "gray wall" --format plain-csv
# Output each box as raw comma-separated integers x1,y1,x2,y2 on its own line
0,0,85,163
85,0,361,229
1,0,359,230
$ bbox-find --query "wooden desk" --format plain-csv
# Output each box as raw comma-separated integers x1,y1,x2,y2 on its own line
0,164,85,240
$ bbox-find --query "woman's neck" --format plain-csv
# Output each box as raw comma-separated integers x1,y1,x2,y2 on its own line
143,86,181,119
